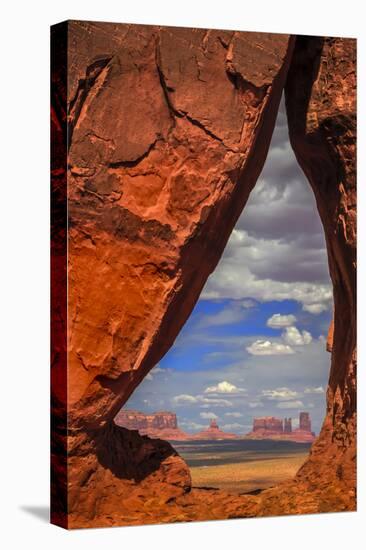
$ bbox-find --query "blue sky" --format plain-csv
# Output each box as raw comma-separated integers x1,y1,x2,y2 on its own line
122,97,333,435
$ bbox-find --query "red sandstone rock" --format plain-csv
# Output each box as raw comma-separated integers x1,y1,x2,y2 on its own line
284,417,292,433
62,22,294,431
281,36,356,512
114,409,190,440
66,423,191,529
327,318,334,353
253,416,284,434
52,20,294,528
245,413,316,443
51,22,356,528
192,419,238,440
299,412,311,432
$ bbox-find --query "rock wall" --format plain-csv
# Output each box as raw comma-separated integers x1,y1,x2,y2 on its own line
246,413,315,443
252,416,284,433
299,412,311,432
51,21,356,528
278,34,357,513
114,409,190,440
115,410,178,431
51,20,294,528
284,418,292,433
64,22,294,431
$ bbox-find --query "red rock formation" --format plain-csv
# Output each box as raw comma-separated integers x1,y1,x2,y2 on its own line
327,317,334,353
67,423,192,528
252,416,284,434
114,409,189,440
51,21,356,527
237,37,356,516
284,418,292,433
299,412,311,432
278,35,357,513
192,419,238,440
246,413,315,443
52,20,294,528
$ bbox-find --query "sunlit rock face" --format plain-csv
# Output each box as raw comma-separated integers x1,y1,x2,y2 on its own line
114,409,190,440
253,416,284,433
65,23,294,430
245,413,316,443
280,35,357,514
51,21,356,528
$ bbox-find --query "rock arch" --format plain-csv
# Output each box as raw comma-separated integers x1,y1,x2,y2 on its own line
51,22,356,527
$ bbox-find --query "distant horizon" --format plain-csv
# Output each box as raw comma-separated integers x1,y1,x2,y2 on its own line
117,407,318,436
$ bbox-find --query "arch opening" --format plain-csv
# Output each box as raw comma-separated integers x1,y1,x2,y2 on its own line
115,95,333,495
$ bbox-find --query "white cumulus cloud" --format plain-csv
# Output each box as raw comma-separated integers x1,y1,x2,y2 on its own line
204,381,246,394
283,326,312,346
225,412,244,418
172,394,233,407
303,303,329,314
172,394,198,405
261,387,301,400
267,313,297,328
304,386,325,394
246,339,294,355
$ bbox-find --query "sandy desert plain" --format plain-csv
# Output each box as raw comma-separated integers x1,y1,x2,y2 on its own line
172,439,310,494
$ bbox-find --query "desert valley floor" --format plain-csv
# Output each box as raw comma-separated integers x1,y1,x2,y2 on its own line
172,440,310,494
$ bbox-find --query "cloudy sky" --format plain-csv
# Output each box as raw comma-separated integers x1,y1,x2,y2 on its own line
123,97,333,435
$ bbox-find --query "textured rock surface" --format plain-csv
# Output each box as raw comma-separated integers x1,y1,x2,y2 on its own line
51,22,356,528
299,412,311,432
284,418,292,433
51,21,294,528
65,22,294,429
67,423,192,528
245,413,315,442
252,416,284,433
114,409,190,440
278,34,357,513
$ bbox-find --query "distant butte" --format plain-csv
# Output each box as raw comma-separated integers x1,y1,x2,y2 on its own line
245,412,316,443
115,410,240,440
191,419,239,440
114,409,190,440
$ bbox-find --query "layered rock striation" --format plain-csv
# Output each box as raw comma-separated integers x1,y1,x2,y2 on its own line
252,416,284,434
52,20,295,528
272,34,357,514
114,409,189,440
245,413,316,443
51,21,356,528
